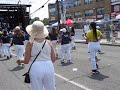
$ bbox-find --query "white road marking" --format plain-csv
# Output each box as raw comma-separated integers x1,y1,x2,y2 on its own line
55,73,92,90
11,53,17,56
73,68,78,71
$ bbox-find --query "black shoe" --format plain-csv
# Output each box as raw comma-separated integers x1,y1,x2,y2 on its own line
7,56,10,59
72,47,76,50
96,63,99,69
10,55,12,58
61,60,64,64
98,50,101,52
67,60,71,63
92,70,99,74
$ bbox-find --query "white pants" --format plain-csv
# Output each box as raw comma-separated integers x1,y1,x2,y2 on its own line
30,60,56,90
2,43,11,57
112,37,116,42
15,45,25,60
88,42,101,70
60,44,71,61
70,36,75,48
51,40,58,55
0,44,4,56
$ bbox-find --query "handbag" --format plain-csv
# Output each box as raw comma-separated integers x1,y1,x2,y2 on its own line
23,40,46,83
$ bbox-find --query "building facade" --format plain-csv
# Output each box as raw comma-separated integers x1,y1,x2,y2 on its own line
48,0,112,22
111,0,120,18
65,0,111,22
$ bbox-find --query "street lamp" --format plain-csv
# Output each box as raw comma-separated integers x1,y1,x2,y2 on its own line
56,0,61,30
93,8,97,20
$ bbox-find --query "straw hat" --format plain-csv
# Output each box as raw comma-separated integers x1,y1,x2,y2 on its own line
26,21,48,39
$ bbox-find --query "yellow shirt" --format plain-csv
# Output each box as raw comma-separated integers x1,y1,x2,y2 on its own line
86,29,102,41
0,31,3,35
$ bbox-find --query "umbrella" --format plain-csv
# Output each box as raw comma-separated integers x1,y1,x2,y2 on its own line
116,14,120,20
65,19,74,25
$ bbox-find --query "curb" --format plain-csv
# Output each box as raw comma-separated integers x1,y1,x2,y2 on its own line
75,41,120,47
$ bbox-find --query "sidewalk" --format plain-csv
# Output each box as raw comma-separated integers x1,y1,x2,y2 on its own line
75,39,120,46
74,29,120,46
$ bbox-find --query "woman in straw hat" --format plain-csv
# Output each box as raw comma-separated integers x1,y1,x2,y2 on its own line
17,21,56,90
10,26,25,67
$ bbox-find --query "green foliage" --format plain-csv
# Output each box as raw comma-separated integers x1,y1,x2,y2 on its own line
42,18,50,25
30,17,40,24
29,17,50,25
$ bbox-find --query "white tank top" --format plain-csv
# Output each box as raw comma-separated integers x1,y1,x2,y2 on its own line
30,40,51,62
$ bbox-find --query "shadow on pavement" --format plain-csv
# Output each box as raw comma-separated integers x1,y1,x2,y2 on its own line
0,58,10,61
60,62,73,66
87,72,109,81
10,66,24,71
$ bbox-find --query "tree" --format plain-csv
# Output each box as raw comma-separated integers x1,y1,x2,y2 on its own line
42,18,50,25
30,17,40,24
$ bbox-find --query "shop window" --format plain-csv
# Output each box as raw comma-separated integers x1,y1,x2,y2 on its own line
84,0,92,4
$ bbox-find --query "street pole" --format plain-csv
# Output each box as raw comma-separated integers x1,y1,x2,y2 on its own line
93,8,97,21
56,0,61,30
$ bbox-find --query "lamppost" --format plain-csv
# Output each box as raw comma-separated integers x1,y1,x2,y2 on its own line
56,0,61,30
93,8,97,20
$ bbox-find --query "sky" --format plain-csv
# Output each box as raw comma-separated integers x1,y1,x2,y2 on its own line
30,0,56,20
0,0,56,20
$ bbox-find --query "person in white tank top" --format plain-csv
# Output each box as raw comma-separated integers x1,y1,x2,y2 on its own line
17,21,56,90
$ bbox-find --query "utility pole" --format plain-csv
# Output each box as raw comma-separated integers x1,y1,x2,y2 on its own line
56,0,61,30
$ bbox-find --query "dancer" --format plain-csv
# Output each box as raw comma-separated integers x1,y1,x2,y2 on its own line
83,22,103,73
10,26,25,67
58,28,71,64
2,30,11,59
48,28,59,58
69,26,76,50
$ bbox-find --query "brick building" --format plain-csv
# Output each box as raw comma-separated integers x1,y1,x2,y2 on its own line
65,0,111,21
111,0,120,18
48,0,112,23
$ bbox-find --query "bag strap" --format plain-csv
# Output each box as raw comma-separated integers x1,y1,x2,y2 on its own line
28,40,46,73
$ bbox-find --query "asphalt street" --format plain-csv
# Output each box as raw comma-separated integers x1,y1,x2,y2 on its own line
0,43,120,90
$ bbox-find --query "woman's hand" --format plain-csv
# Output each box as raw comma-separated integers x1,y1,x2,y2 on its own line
82,33,85,36
16,60,21,64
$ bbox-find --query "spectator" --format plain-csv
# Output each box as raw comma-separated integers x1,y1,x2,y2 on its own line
16,21,56,90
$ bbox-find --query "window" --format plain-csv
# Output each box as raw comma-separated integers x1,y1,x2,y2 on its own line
74,0,81,7
96,7,105,14
114,5,120,12
84,9,93,16
74,11,81,17
111,0,119,3
96,0,103,2
84,0,92,4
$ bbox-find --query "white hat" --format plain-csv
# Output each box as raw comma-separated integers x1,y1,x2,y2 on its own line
15,26,21,29
26,21,48,39
13,26,21,31
61,28,67,33
96,26,100,29
60,29,63,32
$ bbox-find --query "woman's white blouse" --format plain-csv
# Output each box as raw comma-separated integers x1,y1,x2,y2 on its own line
30,40,51,61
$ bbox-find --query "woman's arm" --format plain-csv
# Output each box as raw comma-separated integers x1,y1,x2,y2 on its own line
82,33,88,40
47,40,56,63
98,35,103,41
17,41,32,64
